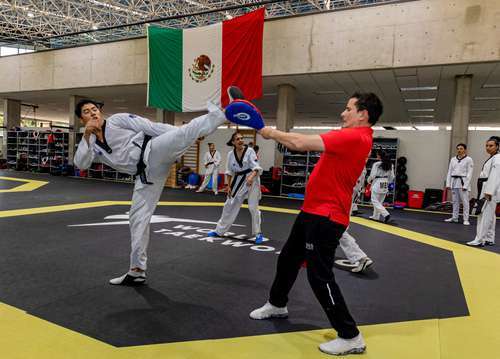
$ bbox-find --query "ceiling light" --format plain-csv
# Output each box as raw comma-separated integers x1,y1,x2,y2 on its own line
445,126,452,130
474,96,500,100
400,86,438,91
313,90,345,95
404,98,436,102
92,25,98,30
407,108,434,112
415,126,439,130
469,126,500,130
372,126,385,130
27,12,34,17
482,84,500,88
395,126,415,130
411,115,434,118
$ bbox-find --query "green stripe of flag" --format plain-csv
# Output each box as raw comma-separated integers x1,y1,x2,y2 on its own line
148,26,183,111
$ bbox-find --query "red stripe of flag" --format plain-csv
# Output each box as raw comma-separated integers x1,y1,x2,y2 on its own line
221,8,264,107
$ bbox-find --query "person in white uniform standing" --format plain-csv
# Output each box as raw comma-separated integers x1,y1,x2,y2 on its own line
350,167,366,215
467,136,499,247
197,142,221,195
368,151,395,223
445,143,474,225
208,132,264,244
73,98,227,285
336,167,374,273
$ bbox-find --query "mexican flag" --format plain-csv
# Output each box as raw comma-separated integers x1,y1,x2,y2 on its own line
147,8,264,112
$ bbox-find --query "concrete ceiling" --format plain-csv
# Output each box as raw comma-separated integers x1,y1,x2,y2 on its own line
1,61,500,127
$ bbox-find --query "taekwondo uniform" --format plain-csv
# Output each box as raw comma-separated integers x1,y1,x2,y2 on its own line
197,149,221,194
214,146,262,237
339,168,369,265
469,153,499,245
350,167,366,213
368,161,395,221
446,155,474,223
74,102,226,271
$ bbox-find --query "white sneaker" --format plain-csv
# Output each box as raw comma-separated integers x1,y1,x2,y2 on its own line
463,221,470,226
444,217,459,223
109,271,146,285
351,257,373,273
249,301,288,320
466,239,483,247
319,333,366,355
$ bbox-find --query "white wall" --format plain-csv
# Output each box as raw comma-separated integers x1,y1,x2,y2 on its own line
201,128,499,198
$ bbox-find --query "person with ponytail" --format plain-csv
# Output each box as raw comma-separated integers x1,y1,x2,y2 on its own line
207,132,264,244
367,150,395,223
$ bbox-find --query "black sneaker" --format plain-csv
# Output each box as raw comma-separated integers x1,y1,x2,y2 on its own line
109,271,146,286
227,86,245,102
384,214,391,224
485,242,495,246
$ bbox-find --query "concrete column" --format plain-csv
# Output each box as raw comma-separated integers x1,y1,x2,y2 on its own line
274,84,296,167
68,95,86,165
2,99,21,159
449,75,472,157
156,108,175,125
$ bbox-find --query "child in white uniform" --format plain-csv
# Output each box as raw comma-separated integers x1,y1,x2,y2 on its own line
197,142,221,194
368,151,394,223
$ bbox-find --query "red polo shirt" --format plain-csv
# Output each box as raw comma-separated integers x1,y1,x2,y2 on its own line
302,127,373,227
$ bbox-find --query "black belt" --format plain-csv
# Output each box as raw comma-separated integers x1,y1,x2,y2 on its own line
477,177,488,199
375,176,388,179
452,175,464,187
230,168,252,196
133,135,153,185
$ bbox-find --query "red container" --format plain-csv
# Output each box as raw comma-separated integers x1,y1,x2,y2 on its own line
408,190,424,209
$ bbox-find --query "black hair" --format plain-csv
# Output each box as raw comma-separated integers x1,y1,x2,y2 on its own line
350,92,383,125
226,132,242,147
254,145,260,154
208,142,214,146
456,143,467,150
75,99,103,118
487,136,500,147
379,150,392,171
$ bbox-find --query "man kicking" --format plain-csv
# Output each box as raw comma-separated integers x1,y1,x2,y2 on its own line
250,92,383,356
74,97,230,285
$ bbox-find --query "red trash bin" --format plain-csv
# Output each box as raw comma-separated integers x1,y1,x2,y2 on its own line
408,190,424,209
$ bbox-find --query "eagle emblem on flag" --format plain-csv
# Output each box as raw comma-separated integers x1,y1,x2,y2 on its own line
188,54,215,83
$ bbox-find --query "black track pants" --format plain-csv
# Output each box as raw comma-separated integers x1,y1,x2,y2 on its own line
269,211,359,339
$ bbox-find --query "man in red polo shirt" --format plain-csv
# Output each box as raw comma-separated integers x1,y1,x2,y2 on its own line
250,92,383,356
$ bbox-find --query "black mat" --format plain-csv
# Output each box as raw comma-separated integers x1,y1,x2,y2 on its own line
0,202,468,347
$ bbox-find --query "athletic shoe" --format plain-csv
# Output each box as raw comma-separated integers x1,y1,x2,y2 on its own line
383,214,391,224
463,221,470,226
196,189,203,193
109,271,146,286
334,259,358,269
319,333,366,356
444,217,459,223
227,86,245,102
466,240,484,247
249,301,288,320
207,231,221,237
214,191,218,195
255,233,264,244
351,257,373,273
485,241,495,246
